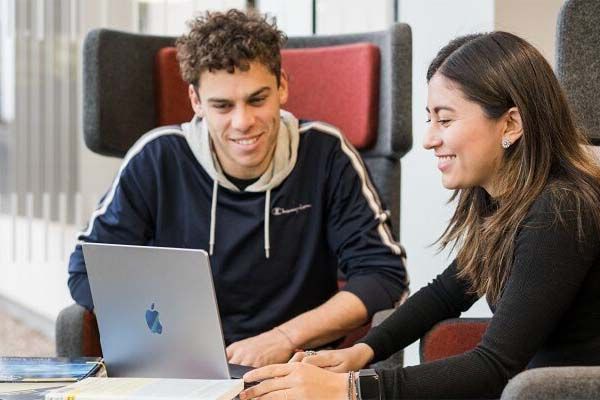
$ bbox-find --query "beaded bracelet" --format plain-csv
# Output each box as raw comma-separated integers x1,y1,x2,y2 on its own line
347,371,355,400
348,371,361,400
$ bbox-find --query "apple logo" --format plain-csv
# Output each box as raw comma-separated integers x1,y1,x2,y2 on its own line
145,303,163,334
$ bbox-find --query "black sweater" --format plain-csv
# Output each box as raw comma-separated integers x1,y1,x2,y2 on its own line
362,189,600,399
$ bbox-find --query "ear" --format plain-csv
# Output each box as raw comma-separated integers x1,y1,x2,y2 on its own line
188,84,204,117
278,69,289,106
503,106,523,144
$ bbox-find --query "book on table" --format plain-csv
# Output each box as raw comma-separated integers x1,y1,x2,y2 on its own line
44,377,244,400
0,357,105,399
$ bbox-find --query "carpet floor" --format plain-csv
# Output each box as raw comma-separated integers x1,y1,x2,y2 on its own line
0,306,54,357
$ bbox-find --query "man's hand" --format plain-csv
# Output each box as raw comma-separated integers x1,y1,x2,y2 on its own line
226,328,296,367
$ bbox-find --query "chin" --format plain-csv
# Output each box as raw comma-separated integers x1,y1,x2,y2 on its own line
441,178,456,190
441,179,464,191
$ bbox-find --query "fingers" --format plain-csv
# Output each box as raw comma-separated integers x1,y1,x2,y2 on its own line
301,352,341,369
226,343,244,365
226,342,260,367
251,390,291,400
290,351,333,367
240,378,290,400
288,352,306,363
244,363,293,383
323,363,349,373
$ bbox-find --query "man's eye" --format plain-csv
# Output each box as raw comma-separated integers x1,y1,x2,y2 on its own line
438,119,451,126
250,97,267,105
213,103,231,110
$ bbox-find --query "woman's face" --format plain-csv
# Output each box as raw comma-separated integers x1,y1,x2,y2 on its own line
424,74,507,195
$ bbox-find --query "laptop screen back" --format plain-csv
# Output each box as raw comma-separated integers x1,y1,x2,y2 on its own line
82,243,230,379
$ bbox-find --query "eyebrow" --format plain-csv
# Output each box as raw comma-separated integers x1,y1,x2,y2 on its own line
207,86,271,103
425,106,456,113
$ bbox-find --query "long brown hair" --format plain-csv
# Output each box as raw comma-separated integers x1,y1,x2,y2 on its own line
428,32,600,303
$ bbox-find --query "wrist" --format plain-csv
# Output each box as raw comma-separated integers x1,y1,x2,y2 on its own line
273,326,298,351
352,343,375,367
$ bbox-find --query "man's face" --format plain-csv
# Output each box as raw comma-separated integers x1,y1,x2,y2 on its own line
189,62,288,180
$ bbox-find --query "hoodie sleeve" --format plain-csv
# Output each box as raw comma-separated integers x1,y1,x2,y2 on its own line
325,137,408,317
68,149,155,310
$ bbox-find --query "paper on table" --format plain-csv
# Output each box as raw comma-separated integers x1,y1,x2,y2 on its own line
0,382,66,393
44,377,244,400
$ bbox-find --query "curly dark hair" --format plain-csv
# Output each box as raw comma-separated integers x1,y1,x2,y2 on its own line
175,9,287,87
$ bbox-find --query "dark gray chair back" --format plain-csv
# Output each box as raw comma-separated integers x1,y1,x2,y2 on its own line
556,0,600,145
82,25,412,236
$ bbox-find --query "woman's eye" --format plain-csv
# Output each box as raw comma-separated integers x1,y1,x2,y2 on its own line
438,119,451,126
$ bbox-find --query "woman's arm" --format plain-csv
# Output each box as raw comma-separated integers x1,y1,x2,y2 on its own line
362,260,479,362
376,192,599,399
242,192,599,399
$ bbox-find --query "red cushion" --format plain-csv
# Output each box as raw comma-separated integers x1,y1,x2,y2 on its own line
420,319,489,363
82,310,103,357
155,43,380,149
282,43,380,149
155,47,194,126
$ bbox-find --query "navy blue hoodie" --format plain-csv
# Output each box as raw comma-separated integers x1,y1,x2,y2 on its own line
68,111,408,344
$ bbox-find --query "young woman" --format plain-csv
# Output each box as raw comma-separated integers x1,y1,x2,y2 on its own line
239,31,600,399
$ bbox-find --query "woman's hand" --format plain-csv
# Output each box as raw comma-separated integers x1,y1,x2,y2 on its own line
289,343,375,372
241,362,348,400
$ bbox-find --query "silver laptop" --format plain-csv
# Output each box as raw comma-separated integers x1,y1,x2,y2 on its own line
82,243,242,379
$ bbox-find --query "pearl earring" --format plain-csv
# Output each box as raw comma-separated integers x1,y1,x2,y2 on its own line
502,137,512,149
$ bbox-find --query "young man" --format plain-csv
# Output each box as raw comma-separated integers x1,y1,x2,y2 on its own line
68,9,407,368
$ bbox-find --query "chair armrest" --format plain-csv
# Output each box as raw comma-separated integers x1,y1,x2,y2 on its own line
371,308,395,327
501,367,600,399
55,303,102,357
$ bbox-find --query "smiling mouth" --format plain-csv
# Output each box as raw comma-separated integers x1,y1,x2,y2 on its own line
231,134,262,146
437,155,456,161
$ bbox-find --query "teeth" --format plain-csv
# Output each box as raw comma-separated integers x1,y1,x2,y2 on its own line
439,155,456,161
234,137,259,145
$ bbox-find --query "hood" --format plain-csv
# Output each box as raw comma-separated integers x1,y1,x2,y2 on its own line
181,110,300,259
182,110,300,192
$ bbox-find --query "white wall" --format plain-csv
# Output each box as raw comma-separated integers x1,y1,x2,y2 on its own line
495,0,565,66
258,0,313,36
0,214,76,322
316,0,394,34
0,0,15,123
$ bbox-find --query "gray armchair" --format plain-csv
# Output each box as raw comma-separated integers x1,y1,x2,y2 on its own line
56,24,413,359
501,367,600,400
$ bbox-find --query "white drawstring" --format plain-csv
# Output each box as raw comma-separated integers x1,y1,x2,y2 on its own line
264,189,271,259
209,180,218,255
208,180,271,259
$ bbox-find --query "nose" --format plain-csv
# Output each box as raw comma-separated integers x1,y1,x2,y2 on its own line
423,124,442,150
231,106,255,132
